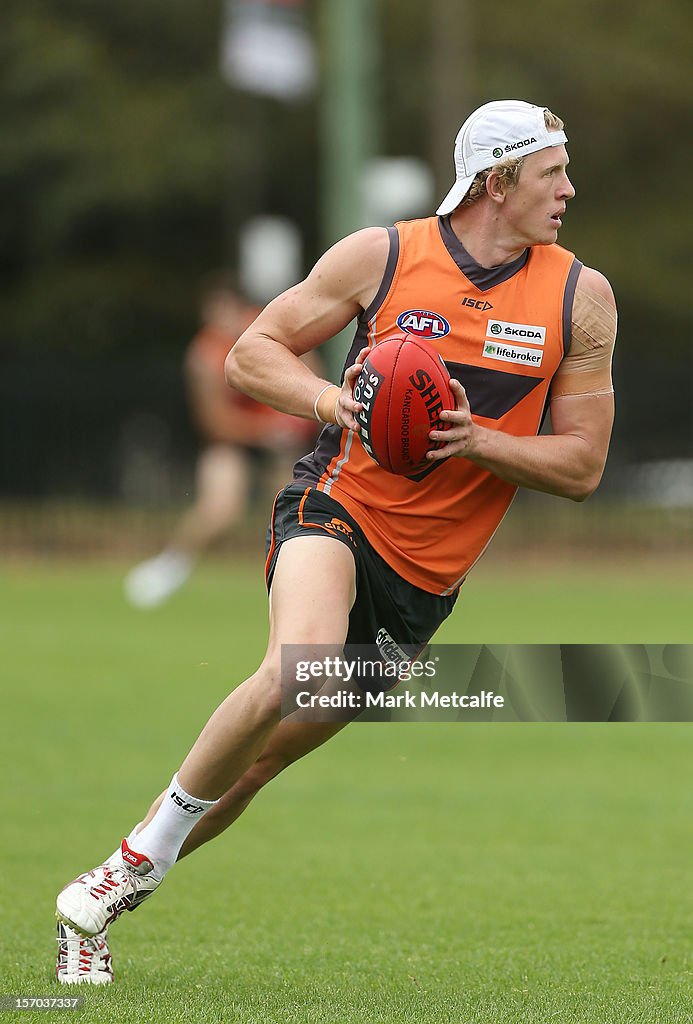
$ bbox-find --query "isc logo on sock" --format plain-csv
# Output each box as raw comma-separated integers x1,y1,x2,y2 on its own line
170,791,206,814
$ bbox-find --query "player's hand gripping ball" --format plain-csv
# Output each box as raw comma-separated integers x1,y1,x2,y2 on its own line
353,335,455,476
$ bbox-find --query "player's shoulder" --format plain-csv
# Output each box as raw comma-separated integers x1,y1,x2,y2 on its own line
308,227,391,304
568,263,618,356
323,226,391,265
576,265,616,309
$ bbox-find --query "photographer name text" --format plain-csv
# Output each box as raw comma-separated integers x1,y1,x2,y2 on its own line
294,689,505,710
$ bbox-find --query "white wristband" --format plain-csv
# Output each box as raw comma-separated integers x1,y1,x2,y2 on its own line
313,384,339,423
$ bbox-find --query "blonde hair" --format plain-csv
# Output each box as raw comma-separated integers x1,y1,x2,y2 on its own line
461,108,565,208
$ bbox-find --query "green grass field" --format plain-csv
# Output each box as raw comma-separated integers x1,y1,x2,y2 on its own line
2,560,693,1023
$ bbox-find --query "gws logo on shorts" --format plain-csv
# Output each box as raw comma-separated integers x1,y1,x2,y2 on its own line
321,517,356,548
486,319,546,345
396,310,450,339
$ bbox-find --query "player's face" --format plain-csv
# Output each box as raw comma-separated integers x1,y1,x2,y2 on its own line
501,145,575,247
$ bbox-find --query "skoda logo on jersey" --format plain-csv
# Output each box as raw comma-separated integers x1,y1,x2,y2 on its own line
486,319,547,345
396,310,450,340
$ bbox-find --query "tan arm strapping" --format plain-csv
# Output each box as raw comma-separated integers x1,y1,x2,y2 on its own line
551,284,617,400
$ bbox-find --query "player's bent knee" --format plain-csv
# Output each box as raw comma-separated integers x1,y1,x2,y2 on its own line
241,660,283,720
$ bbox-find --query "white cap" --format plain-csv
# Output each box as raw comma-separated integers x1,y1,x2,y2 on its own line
436,100,567,216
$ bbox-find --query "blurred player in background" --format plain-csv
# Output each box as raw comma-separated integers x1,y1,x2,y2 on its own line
124,271,318,608
56,100,617,984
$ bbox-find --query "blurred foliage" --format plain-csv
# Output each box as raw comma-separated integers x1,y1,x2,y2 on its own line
1,0,317,352
383,0,692,316
1,0,691,356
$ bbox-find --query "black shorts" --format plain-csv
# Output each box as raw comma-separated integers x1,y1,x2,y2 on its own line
265,483,458,667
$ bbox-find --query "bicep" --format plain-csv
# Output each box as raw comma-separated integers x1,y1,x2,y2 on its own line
249,282,360,358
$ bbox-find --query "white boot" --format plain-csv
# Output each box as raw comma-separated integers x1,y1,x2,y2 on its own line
124,551,193,608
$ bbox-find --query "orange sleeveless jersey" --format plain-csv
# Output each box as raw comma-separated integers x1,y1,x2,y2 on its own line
295,216,582,595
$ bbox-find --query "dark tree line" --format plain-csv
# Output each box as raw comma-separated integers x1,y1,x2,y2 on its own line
2,0,691,360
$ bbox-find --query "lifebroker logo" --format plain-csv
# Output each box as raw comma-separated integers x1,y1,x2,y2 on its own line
396,309,450,339
486,319,546,345
483,341,544,367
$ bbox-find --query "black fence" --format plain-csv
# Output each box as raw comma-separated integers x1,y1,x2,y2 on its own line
1,345,691,556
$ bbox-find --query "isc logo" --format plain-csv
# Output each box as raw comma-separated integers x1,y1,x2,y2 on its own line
170,791,206,814
396,309,450,339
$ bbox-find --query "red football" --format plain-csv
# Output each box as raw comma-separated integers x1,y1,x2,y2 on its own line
353,335,455,476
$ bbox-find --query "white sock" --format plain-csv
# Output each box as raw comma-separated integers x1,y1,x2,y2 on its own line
126,774,219,880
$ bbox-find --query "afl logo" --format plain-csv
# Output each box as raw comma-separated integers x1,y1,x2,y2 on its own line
396,309,450,339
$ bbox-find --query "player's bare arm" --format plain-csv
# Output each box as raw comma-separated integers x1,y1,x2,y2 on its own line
427,266,617,502
225,228,389,430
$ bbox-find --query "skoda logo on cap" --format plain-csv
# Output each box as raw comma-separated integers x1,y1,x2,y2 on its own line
492,147,503,159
